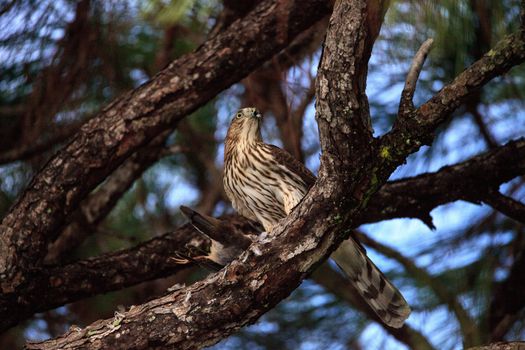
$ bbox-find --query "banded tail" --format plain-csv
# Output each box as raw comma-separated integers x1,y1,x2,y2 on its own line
331,238,411,328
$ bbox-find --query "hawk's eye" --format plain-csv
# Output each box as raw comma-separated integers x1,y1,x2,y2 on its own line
236,112,242,119
252,111,257,117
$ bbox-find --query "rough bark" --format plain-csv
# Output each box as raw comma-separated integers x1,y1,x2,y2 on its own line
361,138,525,226
2,225,197,332
0,137,521,332
0,137,522,332
7,1,525,349
44,131,173,264
25,15,525,347
0,0,332,294
25,1,391,348
1,215,258,332
467,342,525,350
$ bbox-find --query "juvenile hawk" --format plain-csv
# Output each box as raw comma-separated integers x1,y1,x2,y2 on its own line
222,107,410,328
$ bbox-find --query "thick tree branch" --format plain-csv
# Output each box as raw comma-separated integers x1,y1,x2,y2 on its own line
7,139,525,333
0,0,332,294
1,224,201,332
360,139,525,226
17,3,525,350
25,1,386,348
23,6,523,349
175,207,434,350
44,131,173,264
2,214,258,332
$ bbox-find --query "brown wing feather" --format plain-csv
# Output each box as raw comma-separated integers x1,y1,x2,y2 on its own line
264,144,316,189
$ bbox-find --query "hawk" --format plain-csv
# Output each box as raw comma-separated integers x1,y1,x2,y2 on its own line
222,107,411,328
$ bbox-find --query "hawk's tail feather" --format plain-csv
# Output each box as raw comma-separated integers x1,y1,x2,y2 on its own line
331,238,411,328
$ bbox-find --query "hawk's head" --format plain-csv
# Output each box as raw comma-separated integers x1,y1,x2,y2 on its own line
225,107,263,146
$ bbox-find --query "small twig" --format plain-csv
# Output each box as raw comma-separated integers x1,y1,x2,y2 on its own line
483,189,525,225
398,38,434,116
470,107,498,149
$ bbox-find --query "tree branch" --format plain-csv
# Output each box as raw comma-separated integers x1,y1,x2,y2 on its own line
0,0,332,294
25,1,387,348
44,131,173,264
15,2,525,350
6,139,525,333
23,7,523,349
470,108,498,149
482,189,525,225
1,223,204,332
382,30,525,177
360,139,525,227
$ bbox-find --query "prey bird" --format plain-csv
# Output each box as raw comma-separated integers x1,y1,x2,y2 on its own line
178,205,254,271
221,107,411,328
